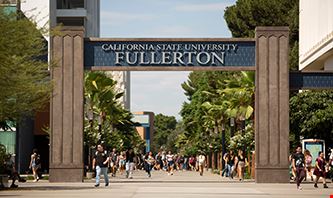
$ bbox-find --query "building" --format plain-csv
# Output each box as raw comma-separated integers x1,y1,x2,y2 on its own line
20,0,130,108
299,0,333,71
1,0,130,173
132,112,154,153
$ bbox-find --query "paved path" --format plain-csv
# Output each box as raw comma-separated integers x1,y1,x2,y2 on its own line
1,170,332,198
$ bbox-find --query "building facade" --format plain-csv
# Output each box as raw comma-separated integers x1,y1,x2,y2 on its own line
2,0,130,173
299,0,333,71
20,0,130,109
132,112,154,153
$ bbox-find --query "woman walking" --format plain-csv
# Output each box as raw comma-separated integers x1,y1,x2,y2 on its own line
198,152,206,176
304,149,313,181
313,151,328,188
166,151,175,175
144,152,155,177
29,149,41,182
236,149,247,181
118,151,126,175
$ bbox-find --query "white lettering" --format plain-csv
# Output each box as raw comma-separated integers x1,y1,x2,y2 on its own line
161,52,172,64
115,52,124,65
196,52,210,65
126,52,138,65
151,52,161,64
173,52,185,65
211,52,225,65
139,52,150,64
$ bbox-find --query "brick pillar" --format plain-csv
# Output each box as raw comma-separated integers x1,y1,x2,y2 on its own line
255,27,290,183
49,27,85,182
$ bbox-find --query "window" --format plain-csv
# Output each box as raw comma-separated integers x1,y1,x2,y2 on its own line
57,17,84,26
57,0,84,9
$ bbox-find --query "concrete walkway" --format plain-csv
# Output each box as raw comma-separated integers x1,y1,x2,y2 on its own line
1,170,332,198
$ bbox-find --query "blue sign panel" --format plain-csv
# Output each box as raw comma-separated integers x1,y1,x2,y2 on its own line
84,39,255,69
290,72,333,90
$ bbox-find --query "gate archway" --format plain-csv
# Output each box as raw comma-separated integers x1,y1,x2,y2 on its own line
49,26,290,183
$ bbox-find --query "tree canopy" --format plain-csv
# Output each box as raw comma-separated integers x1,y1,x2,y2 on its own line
151,113,177,152
84,71,144,151
224,0,299,70
178,71,255,155
290,91,333,149
0,8,52,127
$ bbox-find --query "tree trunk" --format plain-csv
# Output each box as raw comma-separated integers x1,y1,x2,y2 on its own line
212,152,216,171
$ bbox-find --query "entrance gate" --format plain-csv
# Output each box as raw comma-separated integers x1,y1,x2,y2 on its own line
49,26,290,183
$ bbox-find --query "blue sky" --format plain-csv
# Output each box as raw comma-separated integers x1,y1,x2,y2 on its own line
100,0,236,119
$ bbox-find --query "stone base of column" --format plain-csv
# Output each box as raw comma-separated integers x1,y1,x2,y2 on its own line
49,168,84,182
255,168,289,183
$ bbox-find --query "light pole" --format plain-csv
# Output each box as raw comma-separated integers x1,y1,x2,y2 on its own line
87,109,94,171
221,123,226,170
97,114,102,136
230,118,235,137
241,118,246,135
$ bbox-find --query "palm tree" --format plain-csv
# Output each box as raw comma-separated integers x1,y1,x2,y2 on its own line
84,71,143,150
221,71,255,125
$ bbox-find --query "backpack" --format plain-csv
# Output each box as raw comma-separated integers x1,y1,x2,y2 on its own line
35,154,41,165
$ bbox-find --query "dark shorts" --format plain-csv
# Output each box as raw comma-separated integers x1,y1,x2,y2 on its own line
168,161,174,167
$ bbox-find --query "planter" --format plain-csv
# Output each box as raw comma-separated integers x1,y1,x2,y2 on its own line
86,172,94,179
0,175,8,188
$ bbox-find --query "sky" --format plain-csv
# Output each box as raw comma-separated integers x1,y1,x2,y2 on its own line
100,0,236,120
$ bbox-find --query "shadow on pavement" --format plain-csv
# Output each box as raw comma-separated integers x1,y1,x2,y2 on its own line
1,185,95,191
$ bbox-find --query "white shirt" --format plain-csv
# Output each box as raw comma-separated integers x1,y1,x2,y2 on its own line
166,154,174,162
198,155,206,165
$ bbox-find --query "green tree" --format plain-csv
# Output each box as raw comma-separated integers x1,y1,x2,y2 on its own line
151,113,177,152
0,8,52,128
224,0,299,70
290,91,333,149
222,71,255,122
84,71,144,151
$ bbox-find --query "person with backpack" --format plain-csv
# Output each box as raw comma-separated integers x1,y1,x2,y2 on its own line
29,149,41,182
144,152,155,177
92,144,109,187
292,146,306,190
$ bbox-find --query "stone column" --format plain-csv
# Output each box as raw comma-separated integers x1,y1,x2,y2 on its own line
49,27,85,182
255,27,290,183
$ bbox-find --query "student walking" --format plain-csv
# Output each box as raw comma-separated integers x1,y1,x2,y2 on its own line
292,146,306,190
5,154,26,188
166,151,175,175
118,151,126,175
313,151,328,188
304,149,313,181
29,149,41,182
236,149,248,181
222,150,234,177
109,148,118,177
92,144,109,187
125,148,136,179
144,152,155,177
198,152,206,176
